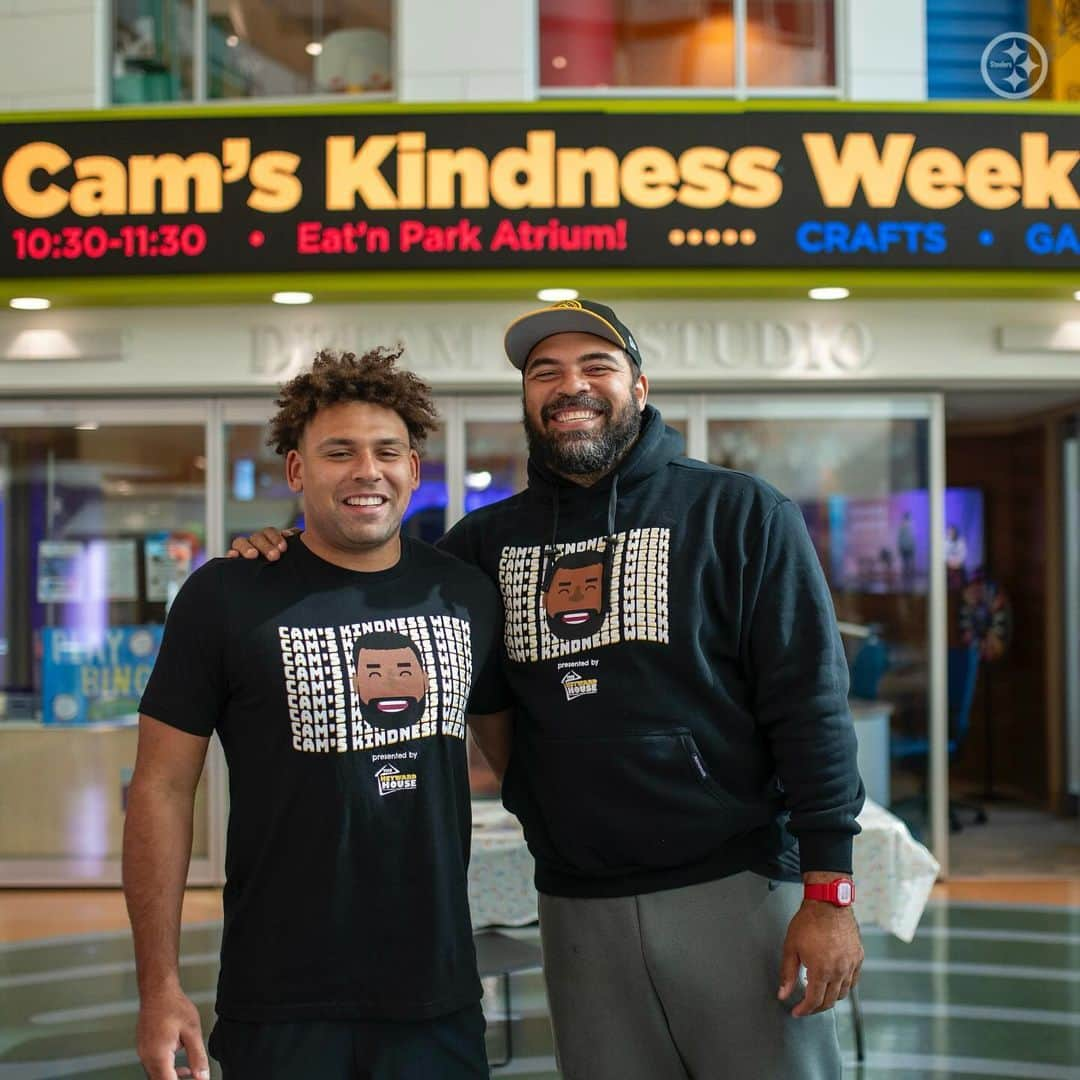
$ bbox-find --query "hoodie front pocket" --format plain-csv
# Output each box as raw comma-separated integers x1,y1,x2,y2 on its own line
534,728,765,877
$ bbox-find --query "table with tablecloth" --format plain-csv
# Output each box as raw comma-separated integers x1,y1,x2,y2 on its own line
851,797,940,942
468,796,940,941
468,799,541,929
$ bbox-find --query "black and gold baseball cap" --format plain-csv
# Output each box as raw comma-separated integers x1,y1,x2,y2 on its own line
504,299,643,371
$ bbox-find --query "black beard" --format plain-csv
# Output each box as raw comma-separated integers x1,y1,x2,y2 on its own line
524,393,642,478
359,696,426,730
546,608,606,641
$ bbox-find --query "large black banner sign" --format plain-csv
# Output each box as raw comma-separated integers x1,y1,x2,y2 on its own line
1,109,1077,278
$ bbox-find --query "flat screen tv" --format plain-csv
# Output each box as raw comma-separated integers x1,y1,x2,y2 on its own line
826,488,984,594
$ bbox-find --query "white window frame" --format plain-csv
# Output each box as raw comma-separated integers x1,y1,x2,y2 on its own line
108,0,398,108
0,398,227,886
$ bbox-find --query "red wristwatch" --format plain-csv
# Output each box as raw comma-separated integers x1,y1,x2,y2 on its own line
804,878,855,907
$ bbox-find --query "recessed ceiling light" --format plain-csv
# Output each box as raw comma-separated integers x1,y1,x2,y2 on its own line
305,41,323,56
1074,290,1080,301
74,422,99,431
537,288,579,302
808,287,850,301
272,291,314,305
226,34,240,47
9,297,50,310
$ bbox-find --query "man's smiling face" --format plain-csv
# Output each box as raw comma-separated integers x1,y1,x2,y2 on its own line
522,332,647,483
286,400,420,563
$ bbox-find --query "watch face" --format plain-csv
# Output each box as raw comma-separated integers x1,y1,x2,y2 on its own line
836,881,853,904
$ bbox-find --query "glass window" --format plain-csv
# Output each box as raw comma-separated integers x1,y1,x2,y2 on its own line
410,426,448,544
209,0,393,100
0,421,210,872
746,1,835,88
112,1,393,103
706,406,931,832
112,0,195,103
539,0,835,91
464,421,528,516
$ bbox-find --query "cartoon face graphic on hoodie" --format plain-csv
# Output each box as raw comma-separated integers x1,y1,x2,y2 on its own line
543,548,608,640
353,631,429,728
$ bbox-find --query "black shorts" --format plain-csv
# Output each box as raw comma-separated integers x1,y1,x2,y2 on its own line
208,1003,488,1080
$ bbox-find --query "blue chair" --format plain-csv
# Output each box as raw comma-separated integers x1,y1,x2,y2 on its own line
890,644,987,832
849,633,889,700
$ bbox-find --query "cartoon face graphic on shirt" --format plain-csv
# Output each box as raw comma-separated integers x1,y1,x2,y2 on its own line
543,549,608,640
353,631,429,728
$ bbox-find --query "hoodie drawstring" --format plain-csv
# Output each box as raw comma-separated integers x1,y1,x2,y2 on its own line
542,493,561,590
541,476,619,592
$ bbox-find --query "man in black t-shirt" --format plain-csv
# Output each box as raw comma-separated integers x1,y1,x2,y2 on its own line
123,348,512,1080
229,303,863,1080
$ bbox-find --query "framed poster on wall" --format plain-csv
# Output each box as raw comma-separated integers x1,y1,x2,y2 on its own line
41,624,163,724
37,541,84,603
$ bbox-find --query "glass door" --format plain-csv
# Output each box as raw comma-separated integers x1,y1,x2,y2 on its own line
0,401,223,884
702,394,947,863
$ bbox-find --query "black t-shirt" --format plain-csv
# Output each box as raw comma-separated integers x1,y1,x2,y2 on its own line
139,536,510,1022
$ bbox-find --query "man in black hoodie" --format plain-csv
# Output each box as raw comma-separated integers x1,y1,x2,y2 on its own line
443,300,863,1080
233,302,865,1079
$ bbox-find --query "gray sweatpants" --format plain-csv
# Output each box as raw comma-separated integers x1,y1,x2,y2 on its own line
538,871,843,1080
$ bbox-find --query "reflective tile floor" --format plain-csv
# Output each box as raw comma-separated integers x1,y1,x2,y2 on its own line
2,898,1079,1078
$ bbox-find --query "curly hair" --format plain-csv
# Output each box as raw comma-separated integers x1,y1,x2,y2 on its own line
268,346,439,455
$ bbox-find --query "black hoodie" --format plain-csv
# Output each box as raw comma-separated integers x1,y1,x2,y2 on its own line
439,405,864,898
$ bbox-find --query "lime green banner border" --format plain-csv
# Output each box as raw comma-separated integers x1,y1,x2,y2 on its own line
2,97,1079,125
2,268,1078,308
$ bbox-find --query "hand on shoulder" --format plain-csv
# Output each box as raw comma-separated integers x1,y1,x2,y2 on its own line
226,527,297,561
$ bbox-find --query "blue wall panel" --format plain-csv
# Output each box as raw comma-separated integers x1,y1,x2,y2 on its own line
926,0,1028,98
